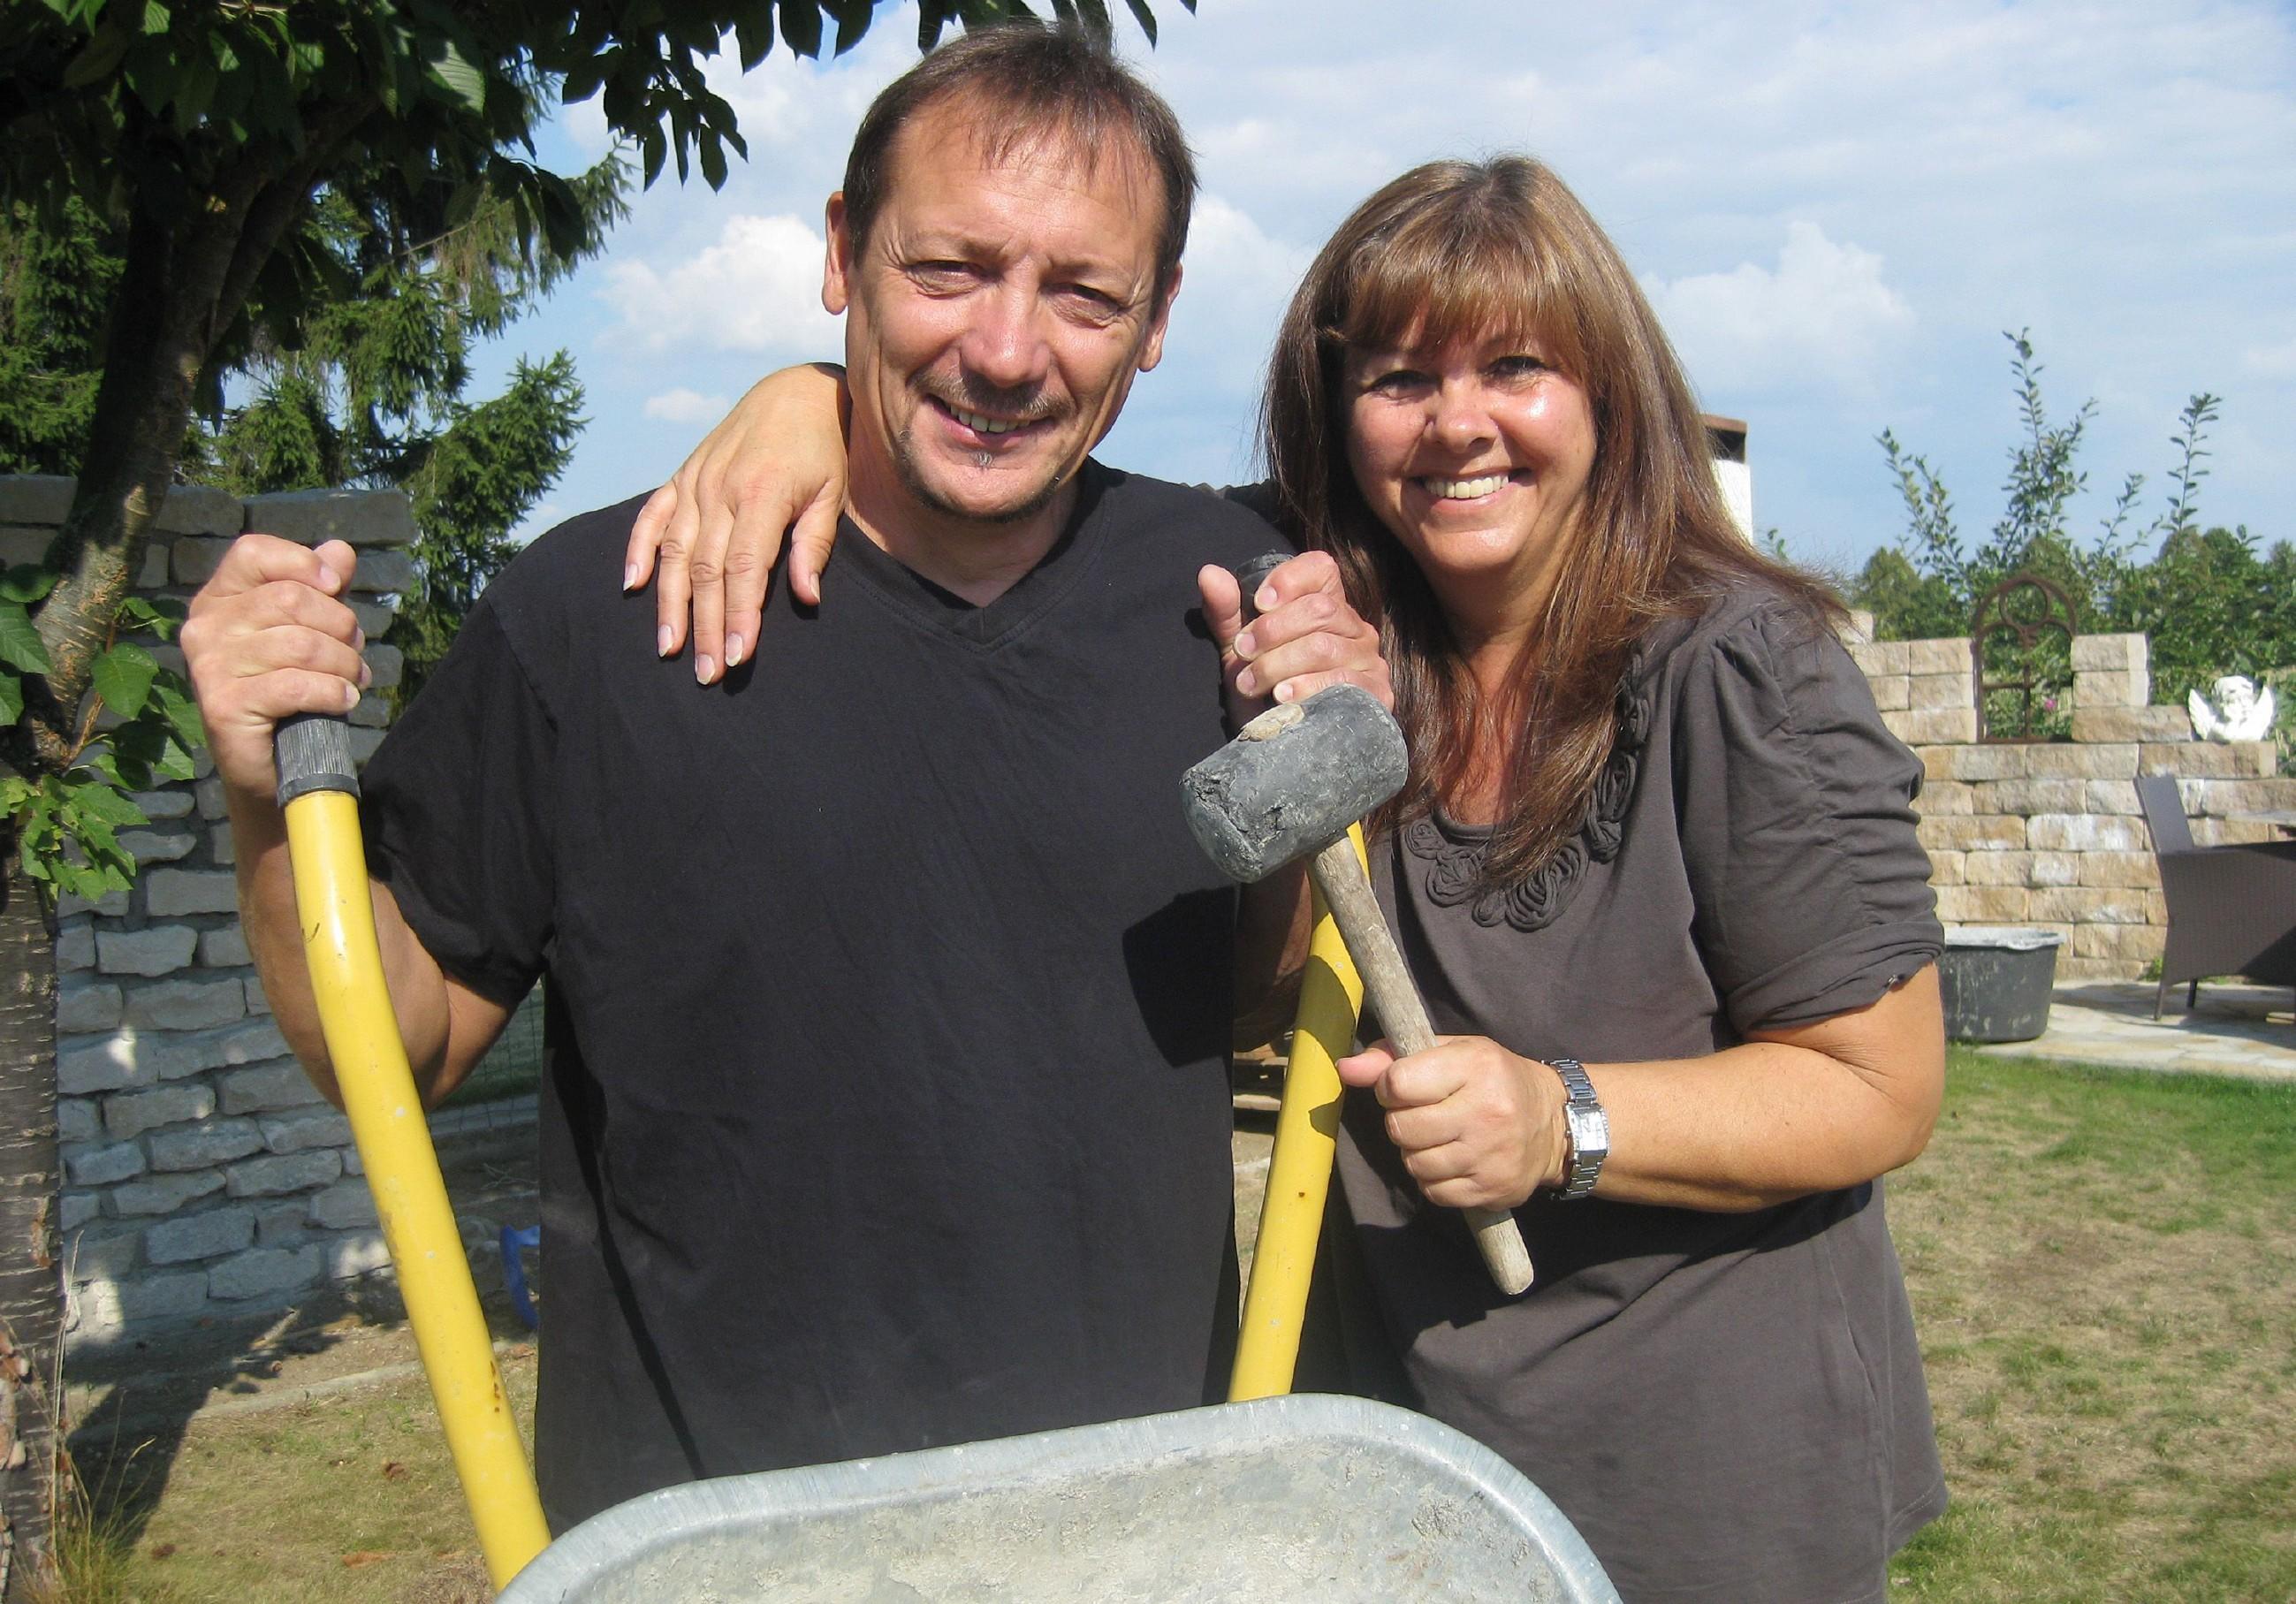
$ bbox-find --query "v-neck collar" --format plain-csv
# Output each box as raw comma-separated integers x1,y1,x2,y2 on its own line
832,461,1114,651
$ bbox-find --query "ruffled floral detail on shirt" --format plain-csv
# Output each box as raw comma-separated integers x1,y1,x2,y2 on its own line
1404,669,1652,931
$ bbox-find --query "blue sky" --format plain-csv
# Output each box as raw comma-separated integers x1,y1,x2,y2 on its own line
474,0,2296,578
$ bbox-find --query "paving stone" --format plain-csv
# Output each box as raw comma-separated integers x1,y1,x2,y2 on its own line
1847,640,1910,677
224,1149,341,1197
63,1223,143,1279
197,925,250,968
129,788,196,820
56,920,95,973
361,642,405,690
1961,850,2033,887
57,1097,100,1144
1917,815,2026,852
2071,706,2190,744
348,727,385,766
1885,708,1978,745
2072,668,2148,711
255,1200,308,1247
57,1032,154,1096
208,1243,324,1301
152,483,239,536
123,1018,292,1083
60,1191,99,1232
351,549,416,595
1866,673,1910,712
144,1205,255,1265
1976,779,2087,815
1926,848,1965,886
2027,851,2082,887
1908,673,1972,712
146,1117,263,1172
222,1061,326,1117
244,975,271,1015
2070,634,2148,675
349,692,392,729
210,825,236,867
194,776,228,820
109,1170,227,1217
143,868,239,916
63,1140,145,1187
1917,780,1975,817
118,830,197,865
1919,744,2028,782
0,476,75,525
1906,638,1973,676
97,924,197,977
124,972,245,1030
349,600,398,640
57,887,130,918
1935,886,2030,923
2026,813,2148,853
137,543,170,589
308,1180,378,1231
114,1270,212,1323
257,1104,348,1152
242,487,415,548
103,1083,215,1142
2023,742,2137,780
57,977,123,1033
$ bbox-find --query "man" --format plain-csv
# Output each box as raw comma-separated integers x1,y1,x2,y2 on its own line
184,25,1382,1530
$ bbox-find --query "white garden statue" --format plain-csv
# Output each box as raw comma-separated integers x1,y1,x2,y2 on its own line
2187,674,2277,742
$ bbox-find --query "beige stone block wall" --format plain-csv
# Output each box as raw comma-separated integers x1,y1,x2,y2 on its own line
2071,634,2147,676
1874,628,2284,983
1887,708,1979,745
1907,638,1973,676
1909,673,1971,711
2073,668,2148,710
2071,705,2190,743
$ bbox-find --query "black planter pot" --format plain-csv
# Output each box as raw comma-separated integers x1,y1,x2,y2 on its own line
1938,928,2064,1043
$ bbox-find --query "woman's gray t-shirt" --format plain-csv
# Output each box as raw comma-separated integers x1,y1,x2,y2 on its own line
1336,585,1947,1604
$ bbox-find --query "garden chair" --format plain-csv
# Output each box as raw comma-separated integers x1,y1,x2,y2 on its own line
2133,776,2296,1018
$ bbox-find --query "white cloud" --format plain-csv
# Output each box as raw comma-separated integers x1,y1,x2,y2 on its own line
603,213,842,354
1644,222,1914,401
2243,339,2296,380
643,388,733,423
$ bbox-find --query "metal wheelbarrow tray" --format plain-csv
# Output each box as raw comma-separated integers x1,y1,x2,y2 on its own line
498,1393,1619,1602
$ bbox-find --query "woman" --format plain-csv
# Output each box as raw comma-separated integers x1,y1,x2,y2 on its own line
630,156,1948,1603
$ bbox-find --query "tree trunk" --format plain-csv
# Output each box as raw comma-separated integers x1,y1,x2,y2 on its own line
0,843,58,1602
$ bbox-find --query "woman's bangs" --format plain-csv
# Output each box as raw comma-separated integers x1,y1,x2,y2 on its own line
1336,215,1578,373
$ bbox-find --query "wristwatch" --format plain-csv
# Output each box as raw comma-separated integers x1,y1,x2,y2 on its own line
1547,1057,1608,1200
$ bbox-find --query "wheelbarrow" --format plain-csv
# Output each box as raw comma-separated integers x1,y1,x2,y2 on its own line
496,1393,1616,1603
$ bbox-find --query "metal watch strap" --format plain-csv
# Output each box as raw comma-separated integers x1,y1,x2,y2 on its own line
1547,1057,1608,1200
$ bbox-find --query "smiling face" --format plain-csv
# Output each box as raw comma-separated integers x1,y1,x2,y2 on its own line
1342,330,1598,635
825,99,1176,574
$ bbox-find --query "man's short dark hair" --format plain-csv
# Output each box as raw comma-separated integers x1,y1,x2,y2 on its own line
841,22,1197,300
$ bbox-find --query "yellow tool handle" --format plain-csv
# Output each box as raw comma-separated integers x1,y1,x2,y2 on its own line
277,717,549,1589
1229,825,1370,1402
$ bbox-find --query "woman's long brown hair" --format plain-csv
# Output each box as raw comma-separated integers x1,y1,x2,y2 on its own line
1261,156,1842,884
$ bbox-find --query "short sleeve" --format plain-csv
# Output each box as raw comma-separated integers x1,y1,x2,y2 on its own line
358,593,557,1007
1673,602,1942,1034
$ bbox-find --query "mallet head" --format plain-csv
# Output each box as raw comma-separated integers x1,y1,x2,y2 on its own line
1181,685,1409,882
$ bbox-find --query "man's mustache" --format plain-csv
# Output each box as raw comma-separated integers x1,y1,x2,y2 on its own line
916,376,1072,427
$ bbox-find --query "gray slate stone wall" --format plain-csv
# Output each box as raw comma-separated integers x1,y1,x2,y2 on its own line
1844,613,2296,981
0,476,430,1349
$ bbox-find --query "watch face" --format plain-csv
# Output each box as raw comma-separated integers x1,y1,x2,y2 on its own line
1565,1104,1608,1157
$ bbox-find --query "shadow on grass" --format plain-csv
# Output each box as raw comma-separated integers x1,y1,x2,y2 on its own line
65,1127,540,1559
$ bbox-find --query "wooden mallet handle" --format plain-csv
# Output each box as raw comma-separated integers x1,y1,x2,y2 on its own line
1307,835,1536,1295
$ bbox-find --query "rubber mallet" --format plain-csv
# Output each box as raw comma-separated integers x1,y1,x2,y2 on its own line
1182,685,1535,1296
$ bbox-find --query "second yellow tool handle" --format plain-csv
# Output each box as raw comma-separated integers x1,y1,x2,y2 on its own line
282,764,549,1588
1229,825,1369,1403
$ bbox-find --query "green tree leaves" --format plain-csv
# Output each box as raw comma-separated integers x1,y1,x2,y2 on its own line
1860,334,2293,760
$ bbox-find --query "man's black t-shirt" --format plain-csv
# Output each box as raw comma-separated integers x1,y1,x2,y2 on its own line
360,464,1277,1527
